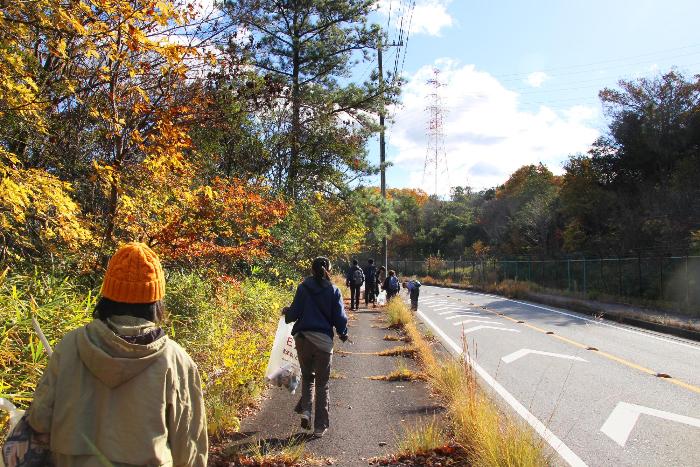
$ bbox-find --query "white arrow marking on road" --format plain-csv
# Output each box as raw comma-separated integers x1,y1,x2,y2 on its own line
446,314,488,320
501,349,588,364
461,325,518,333
600,402,700,447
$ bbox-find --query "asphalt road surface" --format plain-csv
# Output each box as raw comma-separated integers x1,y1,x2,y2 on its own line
415,285,700,467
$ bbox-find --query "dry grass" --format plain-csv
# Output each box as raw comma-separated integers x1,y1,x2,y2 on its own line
385,296,412,327
387,299,547,467
331,274,350,301
383,333,409,342
377,344,416,357
329,369,345,379
234,437,306,466
369,360,425,382
397,418,448,456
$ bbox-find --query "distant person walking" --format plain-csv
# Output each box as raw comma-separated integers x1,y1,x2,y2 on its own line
283,257,348,437
376,265,387,302
19,242,208,466
406,279,422,311
383,269,401,301
346,259,364,310
363,259,378,307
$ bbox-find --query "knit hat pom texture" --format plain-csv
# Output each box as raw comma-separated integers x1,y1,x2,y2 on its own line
101,242,165,304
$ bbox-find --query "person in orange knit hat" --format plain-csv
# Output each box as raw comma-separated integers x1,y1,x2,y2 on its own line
23,242,208,467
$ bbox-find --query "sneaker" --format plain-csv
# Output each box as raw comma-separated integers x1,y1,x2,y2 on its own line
313,428,327,438
300,412,311,430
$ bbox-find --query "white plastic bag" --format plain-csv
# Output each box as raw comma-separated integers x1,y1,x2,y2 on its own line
377,290,387,306
265,317,301,393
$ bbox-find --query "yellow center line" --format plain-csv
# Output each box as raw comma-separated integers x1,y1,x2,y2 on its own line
474,303,700,395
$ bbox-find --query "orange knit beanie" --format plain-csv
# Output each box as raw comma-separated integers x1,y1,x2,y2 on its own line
101,242,165,304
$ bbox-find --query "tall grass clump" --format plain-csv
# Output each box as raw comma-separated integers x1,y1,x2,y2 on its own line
397,418,447,455
386,297,411,327
0,268,96,408
386,298,547,467
331,273,350,300
166,271,292,435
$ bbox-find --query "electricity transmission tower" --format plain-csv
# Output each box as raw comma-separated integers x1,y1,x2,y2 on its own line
423,68,449,196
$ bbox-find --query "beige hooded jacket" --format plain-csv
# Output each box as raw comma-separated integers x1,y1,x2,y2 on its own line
27,316,207,467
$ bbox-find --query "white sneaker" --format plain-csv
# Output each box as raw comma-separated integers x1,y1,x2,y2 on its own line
313,428,327,438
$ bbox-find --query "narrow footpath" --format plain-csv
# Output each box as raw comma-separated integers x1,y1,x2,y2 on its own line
217,301,442,466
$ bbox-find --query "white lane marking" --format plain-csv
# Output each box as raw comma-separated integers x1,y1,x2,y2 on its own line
461,325,519,334
445,314,486,320
417,310,588,467
501,349,588,364
438,310,479,316
453,319,502,326
600,402,700,447
435,287,700,351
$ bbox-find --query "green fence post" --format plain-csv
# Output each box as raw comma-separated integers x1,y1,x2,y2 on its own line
686,256,690,306
638,254,642,297
618,257,622,297
659,257,663,301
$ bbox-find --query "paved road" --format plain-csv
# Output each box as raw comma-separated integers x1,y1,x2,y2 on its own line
415,285,700,467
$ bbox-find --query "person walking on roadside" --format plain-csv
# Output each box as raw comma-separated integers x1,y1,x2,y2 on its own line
363,259,378,307
22,242,208,467
406,279,422,311
283,257,348,438
346,259,364,310
383,269,401,301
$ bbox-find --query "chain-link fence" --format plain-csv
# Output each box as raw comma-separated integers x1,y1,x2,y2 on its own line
387,256,700,312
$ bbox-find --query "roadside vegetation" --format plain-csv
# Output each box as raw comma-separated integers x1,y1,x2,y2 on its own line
385,298,548,467
0,269,291,437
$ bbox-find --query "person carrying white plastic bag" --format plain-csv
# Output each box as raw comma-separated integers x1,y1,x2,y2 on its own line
281,257,348,438
264,317,301,393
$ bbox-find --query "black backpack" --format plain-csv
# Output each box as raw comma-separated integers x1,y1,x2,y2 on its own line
352,268,365,286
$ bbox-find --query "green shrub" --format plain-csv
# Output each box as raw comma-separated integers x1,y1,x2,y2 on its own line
1,267,292,438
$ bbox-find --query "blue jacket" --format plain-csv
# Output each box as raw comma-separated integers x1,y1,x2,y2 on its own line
285,277,348,338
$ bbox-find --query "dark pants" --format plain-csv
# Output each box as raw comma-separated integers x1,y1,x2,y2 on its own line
350,285,361,309
294,335,332,431
387,289,398,301
364,283,376,305
410,289,420,310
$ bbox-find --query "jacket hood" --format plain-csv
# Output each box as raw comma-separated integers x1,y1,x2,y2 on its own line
77,316,168,388
302,276,333,294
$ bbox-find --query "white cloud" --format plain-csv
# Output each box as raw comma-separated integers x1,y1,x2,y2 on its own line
378,0,454,37
386,60,601,195
525,71,549,88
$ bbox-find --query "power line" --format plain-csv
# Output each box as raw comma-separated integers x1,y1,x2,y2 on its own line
491,43,700,81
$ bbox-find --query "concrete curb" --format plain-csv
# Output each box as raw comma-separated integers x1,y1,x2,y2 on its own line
422,281,700,343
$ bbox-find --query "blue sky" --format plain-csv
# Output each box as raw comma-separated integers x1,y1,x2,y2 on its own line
369,0,700,195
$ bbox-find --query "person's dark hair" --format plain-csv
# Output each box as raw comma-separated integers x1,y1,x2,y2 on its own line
368,259,374,265
311,256,332,282
378,266,386,271
352,259,358,266
389,269,396,276
94,297,165,323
